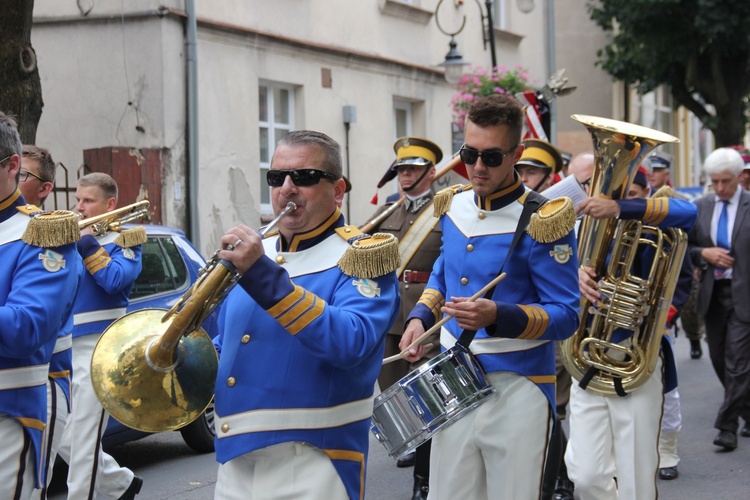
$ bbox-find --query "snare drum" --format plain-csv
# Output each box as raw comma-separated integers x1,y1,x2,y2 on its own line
371,346,495,459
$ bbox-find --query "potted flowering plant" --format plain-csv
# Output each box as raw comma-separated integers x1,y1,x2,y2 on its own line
450,65,535,128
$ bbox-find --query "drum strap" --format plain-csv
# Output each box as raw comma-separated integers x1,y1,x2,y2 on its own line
456,191,546,349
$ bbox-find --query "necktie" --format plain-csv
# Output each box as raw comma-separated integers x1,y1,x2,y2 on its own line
717,200,730,250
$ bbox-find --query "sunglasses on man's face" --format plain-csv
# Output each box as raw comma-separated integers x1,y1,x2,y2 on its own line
266,168,339,187
459,145,518,168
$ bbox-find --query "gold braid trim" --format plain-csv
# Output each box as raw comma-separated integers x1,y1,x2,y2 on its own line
652,185,677,199
433,184,471,217
338,233,400,279
527,197,575,243
114,226,147,247
22,210,80,248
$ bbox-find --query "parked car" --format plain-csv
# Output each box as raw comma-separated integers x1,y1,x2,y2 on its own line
101,225,219,454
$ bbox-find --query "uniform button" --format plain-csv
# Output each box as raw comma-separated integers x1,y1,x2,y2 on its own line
405,284,410,290
275,255,285,264
409,220,414,225
241,334,251,344
227,377,236,387
467,244,474,252
461,277,468,285
478,212,486,220
221,423,229,433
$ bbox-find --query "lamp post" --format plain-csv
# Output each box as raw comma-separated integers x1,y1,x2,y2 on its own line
435,0,498,83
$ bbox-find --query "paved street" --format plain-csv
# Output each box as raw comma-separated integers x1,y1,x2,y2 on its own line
49,332,750,499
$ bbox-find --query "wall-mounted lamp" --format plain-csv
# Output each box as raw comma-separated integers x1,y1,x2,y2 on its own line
517,0,535,14
437,37,470,85
435,0,497,83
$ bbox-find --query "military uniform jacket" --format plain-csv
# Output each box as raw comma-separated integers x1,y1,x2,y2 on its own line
408,178,580,409
72,231,142,337
371,191,441,335
0,191,81,486
213,210,399,500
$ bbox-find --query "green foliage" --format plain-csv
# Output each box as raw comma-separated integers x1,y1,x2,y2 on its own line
588,0,750,145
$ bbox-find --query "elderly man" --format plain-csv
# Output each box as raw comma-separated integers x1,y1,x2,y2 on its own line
689,147,750,450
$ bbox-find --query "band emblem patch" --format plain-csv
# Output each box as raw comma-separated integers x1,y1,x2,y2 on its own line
353,278,380,298
122,248,136,260
549,244,573,264
39,250,66,273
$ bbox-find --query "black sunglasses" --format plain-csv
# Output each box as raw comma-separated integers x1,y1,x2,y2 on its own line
266,168,339,187
459,145,518,168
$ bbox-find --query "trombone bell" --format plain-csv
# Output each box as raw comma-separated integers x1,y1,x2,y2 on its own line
90,308,218,432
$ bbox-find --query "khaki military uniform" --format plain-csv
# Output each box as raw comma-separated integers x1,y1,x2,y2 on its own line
372,191,442,390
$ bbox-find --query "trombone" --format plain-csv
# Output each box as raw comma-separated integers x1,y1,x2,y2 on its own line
79,200,150,235
89,202,296,433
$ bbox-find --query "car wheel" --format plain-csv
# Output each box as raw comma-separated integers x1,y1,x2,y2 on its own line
180,401,215,453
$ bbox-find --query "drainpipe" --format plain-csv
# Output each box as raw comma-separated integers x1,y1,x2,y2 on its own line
186,0,200,248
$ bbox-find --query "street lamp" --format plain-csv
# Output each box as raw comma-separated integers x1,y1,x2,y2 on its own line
435,0,498,83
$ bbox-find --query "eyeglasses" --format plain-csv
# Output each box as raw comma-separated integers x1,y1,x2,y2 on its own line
19,168,49,183
459,145,518,168
0,155,12,166
266,168,339,187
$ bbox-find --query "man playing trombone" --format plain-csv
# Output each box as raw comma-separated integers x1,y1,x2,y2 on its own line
56,173,145,500
213,130,400,500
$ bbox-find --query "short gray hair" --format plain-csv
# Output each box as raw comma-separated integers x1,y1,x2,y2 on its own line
275,130,343,178
704,148,743,177
0,112,22,161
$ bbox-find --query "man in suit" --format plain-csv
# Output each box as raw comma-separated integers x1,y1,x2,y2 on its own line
688,147,750,450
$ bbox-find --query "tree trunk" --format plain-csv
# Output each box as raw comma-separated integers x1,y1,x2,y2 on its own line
0,0,42,144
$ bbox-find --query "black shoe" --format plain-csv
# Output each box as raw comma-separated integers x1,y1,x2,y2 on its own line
690,339,702,359
118,476,143,500
552,478,575,500
713,430,738,450
742,424,750,438
397,451,416,468
411,474,429,500
659,466,679,480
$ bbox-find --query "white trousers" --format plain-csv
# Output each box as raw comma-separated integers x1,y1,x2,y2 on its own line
57,335,133,499
428,371,551,500
215,442,349,500
565,357,663,500
31,380,69,499
0,414,36,500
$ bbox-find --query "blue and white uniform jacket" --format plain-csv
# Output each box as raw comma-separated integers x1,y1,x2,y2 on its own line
0,190,81,486
613,196,698,392
408,178,580,411
72,229,142,337
213,209,399,500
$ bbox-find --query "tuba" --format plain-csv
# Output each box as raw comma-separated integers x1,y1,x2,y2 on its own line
560,115,686,397
90,202,296,432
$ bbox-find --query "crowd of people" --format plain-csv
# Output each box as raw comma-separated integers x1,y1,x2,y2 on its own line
1,90,749,500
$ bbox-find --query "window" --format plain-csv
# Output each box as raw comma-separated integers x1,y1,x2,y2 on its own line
259,82,295,212
494,0,507,30
130,236,189,300
630,86,675,156
394,100,413,140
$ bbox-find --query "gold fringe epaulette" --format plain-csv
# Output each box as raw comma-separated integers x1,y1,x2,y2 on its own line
433,184,471,217
21,209,81,248
335,225,400,279
114,226,148,247
527,197,575,243
652,185,677,199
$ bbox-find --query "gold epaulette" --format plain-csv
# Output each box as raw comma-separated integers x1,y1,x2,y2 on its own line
335,225,400,279
527,197,575,243
19,207,81,248
114,226,147,247
652,185,677,199
433,183,472,217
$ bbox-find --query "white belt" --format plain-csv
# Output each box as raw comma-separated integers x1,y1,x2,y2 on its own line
440,327,548,355
0,364,50,391
53,333,73,354
216,396,375,439
73,307,127,326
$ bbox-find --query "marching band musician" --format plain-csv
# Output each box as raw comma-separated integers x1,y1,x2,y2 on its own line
56,172,145,500
369,136,443,500
515,138,564,193
401,94,581,499
565,166,697,499
0,112,81,499
212,130,400,500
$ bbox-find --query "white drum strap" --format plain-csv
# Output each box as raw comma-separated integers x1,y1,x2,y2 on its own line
441,327,548,355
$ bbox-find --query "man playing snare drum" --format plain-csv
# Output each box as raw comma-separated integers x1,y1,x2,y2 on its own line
401,94,580,499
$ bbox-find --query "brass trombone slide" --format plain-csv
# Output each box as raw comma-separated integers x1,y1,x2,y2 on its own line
79,200,150,235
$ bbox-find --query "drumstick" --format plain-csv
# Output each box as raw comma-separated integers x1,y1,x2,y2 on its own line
382,272,507,365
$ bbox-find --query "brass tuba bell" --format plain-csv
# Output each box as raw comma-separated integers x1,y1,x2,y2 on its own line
560,115,686,397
